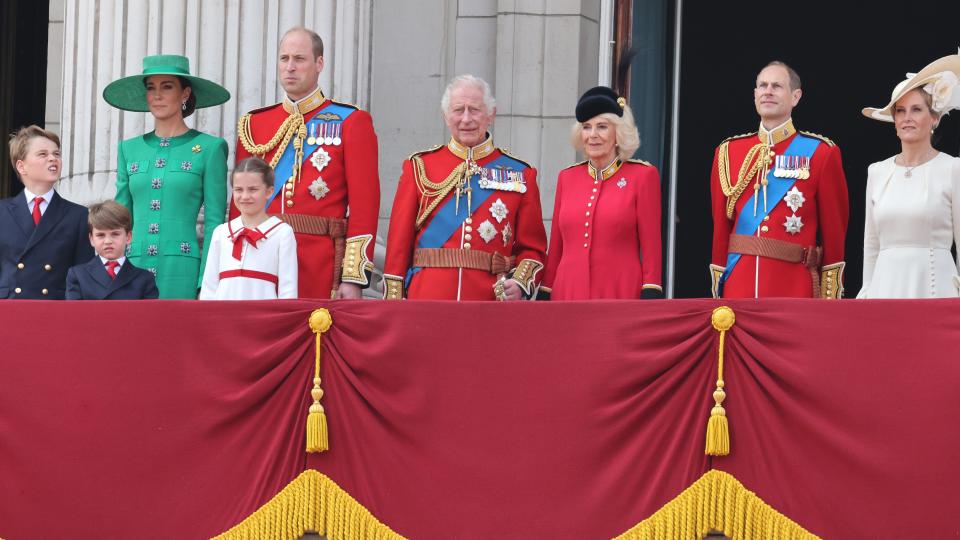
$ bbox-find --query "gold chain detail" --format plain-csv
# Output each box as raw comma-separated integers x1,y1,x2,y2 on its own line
719,142,770,219
237,112,307,181
412,156,467,229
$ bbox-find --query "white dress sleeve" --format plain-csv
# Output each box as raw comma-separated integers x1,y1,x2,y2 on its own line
276,224,299,299
951,158,960,294
857,163,880,299
198,225,224,300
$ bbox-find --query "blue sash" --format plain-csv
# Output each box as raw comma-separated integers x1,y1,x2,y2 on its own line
405,154,527,286
267,102,356,208
719,134,820,293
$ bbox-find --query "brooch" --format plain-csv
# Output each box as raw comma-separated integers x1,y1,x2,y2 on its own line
477,220,497,243
192,145,202,153
784,214,803,235
783,186,806,212
308,177,330,200
310,148,331,173
489,198,508,223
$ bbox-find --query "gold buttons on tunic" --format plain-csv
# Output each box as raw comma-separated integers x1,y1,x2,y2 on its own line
465,217,473,225
464,242,472,249
763,215,770,222
464,234,472,241
14,287,22,294
465,226,473,233
42,289,49,295
760,225,769,233
17,263,24,269
583,243,588,248
286,200,294,207
44,264,52,271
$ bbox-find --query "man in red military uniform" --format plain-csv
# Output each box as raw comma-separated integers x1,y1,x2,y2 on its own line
234,27,379,299
710,61,848,298
383,74,547,301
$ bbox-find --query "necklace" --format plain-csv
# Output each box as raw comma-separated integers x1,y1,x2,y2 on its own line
898,149,936,178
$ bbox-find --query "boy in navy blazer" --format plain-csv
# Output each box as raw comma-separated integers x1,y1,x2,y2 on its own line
66,201,159,300
1,126,93,299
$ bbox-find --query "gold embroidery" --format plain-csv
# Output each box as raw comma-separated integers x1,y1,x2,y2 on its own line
587,159,623,181
341,234,374,286
709,264,726,299
511,259,544,296
382,274,404,300
447,136,494,160
800,130,836,147
819,261,845,299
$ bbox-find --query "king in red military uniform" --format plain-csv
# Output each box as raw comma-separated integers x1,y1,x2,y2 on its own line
383,75,547,301
710,61,848,299
234,27,379,299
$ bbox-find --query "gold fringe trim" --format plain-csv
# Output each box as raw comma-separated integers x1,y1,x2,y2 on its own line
212,469,405,540
705,307,735,456
613,469,819,540
307,309,333,453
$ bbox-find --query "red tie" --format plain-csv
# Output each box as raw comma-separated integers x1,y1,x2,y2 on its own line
231,228,266,260
105,260,120,279
32,197,43,225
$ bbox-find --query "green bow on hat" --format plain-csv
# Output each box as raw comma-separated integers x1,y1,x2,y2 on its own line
103,54,230,112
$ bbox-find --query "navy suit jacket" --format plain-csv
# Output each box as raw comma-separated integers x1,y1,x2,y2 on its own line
0,191,93,299
66,257,160,300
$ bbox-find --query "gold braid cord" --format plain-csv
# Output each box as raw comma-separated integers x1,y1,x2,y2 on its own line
412,156,467,229
237,112,306,178
613,469,819,540
718,142,771,219
212,469,405,540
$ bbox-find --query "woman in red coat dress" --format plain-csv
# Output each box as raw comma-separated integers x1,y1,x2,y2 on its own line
542,86,663,300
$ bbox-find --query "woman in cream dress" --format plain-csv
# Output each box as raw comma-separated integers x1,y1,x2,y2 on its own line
859,53,960,298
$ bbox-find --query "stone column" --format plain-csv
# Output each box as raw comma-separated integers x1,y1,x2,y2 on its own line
49,0,372,205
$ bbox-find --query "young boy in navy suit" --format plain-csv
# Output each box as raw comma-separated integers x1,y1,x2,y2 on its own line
0,125,93,299
66,201,159,300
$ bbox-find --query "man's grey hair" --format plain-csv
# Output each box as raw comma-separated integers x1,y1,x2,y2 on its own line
440,74,496,117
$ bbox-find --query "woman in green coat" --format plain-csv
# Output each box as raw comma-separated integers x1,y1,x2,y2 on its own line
103,55,230,298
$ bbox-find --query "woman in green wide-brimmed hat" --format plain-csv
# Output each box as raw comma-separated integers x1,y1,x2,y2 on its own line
104,54,231,299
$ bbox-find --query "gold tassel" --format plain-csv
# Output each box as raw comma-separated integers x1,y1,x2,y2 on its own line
706,306,735,456
307,309,333,453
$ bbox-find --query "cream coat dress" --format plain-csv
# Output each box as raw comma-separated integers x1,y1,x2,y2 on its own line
858,152,960,298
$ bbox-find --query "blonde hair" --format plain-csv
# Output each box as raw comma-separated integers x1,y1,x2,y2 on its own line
8,125,60,172
569,105,641,161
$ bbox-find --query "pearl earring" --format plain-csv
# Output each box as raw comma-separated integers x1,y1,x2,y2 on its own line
182,101,187,111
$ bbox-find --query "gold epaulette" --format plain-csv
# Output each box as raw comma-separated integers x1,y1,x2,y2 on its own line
627,158,653,166
562,160,588,170
246,103,282,116
498,148,533,169
800,131,835,147
722,131,756,143
330,98,362,111
406,145,443,161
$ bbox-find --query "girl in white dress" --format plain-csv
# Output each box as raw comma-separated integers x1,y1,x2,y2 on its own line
200,157,298,299
859,53,960,298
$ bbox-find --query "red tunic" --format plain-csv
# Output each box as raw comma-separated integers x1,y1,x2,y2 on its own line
234,88,380,299
543,160,662,299
383,137,547,300
710,121,848,298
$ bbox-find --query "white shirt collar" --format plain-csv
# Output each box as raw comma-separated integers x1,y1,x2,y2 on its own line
23,187,54,205
99,256,127,267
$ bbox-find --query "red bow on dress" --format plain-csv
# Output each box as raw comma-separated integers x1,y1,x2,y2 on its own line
231,228,265,260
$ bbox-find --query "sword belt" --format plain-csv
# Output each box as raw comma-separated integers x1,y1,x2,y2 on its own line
413,248,515,275
728,234,823,297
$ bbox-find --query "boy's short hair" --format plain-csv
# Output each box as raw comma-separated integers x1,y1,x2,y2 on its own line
88,201,133,233
8,125,61,171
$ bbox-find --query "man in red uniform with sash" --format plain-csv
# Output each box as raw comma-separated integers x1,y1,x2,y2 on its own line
235,27,379,299
383,74,547,301
709,61,848,298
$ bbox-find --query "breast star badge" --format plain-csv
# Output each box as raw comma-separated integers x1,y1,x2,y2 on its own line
617,177,627,189
308,177,330,200
783,186,806,212
310,147,331,173
489,198,509,223
478,220,497,243
784,214,803,234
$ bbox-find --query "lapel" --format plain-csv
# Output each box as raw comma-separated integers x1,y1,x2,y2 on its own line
84,257,114,298
25,192,69,252
5,194,34,240
109,260,137,297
